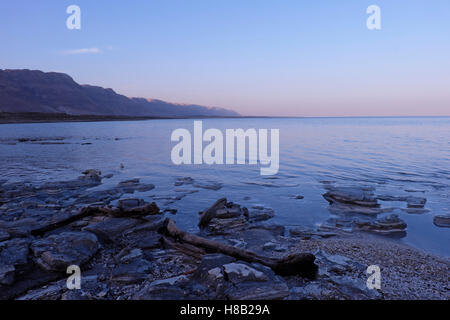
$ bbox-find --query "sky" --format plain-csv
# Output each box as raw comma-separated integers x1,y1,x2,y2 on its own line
1,0,449,117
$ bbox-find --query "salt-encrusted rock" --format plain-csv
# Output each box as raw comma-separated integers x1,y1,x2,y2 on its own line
433,215,450,228
31,232,99,272
0,238,30,285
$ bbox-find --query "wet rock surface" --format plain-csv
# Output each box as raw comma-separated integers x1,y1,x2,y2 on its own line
0,174,448,300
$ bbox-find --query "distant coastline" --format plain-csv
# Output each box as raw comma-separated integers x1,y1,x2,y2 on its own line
1,112,448,125
0,112,247,124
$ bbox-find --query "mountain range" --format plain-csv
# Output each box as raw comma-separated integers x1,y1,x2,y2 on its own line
0,69,239,117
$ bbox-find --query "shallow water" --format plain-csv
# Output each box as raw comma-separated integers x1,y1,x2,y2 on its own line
0,117,449,256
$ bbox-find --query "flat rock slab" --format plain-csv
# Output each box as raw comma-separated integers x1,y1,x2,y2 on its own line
83,218,141,243
323,186,378,208
31,232,99,272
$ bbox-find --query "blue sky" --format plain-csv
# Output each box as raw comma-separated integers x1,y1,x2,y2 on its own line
1,0,449,116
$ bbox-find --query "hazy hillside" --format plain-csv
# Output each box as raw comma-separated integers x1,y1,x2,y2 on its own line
0,69,239,117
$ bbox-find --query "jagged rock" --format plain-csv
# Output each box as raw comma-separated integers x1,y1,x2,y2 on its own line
31,232,99,272
0,238,30,285
433,215,450,228
355,214,407,235
83,218,141,243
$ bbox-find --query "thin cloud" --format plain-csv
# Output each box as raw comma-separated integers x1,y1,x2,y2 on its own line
62,47,102,55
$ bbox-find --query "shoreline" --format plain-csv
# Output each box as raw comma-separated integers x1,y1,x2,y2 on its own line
0,171,448,300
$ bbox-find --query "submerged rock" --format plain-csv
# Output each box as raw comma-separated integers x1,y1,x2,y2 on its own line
433,215,450,228
355,214,407,235
406,196,427,208
323,186,379,208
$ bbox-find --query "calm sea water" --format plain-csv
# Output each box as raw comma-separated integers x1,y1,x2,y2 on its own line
0,117,449,256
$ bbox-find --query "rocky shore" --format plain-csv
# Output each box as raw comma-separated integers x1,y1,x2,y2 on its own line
0,171,448,300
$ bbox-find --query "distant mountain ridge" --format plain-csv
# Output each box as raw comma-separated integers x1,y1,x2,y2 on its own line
0,69,239,117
